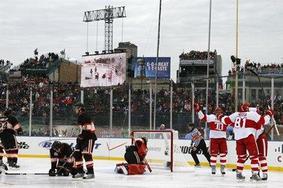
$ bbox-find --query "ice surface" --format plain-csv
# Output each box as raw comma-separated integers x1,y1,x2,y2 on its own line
0,158,282,188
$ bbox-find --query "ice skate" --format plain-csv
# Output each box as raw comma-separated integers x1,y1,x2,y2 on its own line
72,173,84,178
220,165,226,175
261,173,268,181
211,166,216,175
8,162,20,168
0,161,8,174
236,172,245,180
83,173,95,179
250,173,261,181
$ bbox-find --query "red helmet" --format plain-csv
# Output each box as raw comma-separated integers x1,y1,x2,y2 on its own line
240,102,250,112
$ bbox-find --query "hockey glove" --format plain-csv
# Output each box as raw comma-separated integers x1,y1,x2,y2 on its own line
266,109,273,117
49,168,56,176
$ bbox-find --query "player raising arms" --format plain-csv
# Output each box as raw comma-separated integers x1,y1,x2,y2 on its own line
195,104,228,175
221,102,273,181
73,103,97,179
250,106,269,180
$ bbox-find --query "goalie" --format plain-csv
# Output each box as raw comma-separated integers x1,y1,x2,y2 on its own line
115,137,150,175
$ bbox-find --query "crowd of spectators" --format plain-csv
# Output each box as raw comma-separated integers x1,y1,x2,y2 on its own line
1,75,283,139
179,50,217,61
0,59,12,73
0,59,12,67
19,52,60,73
244,61,283,74
1,51,283,138
229,60,283,76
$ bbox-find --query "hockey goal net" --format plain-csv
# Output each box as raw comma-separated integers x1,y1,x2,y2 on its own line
131,130,183,172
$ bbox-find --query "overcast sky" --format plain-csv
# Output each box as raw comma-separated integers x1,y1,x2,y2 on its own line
1,0,283,81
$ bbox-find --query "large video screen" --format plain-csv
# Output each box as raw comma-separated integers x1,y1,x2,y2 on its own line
80,53,126,87
132,57,170,79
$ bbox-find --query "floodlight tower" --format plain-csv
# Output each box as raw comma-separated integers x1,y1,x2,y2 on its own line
83,6,126,53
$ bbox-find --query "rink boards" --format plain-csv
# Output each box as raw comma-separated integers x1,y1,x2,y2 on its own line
15,136,283,172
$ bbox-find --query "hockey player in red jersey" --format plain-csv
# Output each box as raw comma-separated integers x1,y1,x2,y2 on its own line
195,103,228,175
250,106,269,180
221,102,273,181
115,137,150,175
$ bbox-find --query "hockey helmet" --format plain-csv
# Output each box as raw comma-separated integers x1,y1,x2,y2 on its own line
52,141,61,151
187,123,195,132
214,107,223,114
240,102,250,112
159,124,166,130
4,108,12,116
74,102,85,112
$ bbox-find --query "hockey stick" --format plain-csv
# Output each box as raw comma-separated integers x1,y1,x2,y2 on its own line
56,150,76,175
268,105,280,136
144,159,152,173
247,68,280,136
5,172,48,175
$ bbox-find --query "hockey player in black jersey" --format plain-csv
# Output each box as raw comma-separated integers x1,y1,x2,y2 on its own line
0,109,22,168
49,141,75,176
72,103,97,179
0,142,8,174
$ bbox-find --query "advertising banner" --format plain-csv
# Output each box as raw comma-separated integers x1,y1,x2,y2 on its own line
15,136,283,171
133,57,170,79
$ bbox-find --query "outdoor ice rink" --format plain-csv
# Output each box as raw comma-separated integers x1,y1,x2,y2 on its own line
1,158,282,188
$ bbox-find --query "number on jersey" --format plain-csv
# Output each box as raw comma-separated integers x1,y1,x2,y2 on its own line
234,117,247,128
216,123,224,131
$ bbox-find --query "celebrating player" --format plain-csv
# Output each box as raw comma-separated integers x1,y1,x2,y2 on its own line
185,123,210,167
250,106,269,180
49,141,75,177
72,103,97,179
115,137,150,175
0,109,22,168
221,102,273,181
195,104,228,175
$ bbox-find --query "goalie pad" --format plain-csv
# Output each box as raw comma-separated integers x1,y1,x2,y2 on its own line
115,163,146,175
128,164,146,175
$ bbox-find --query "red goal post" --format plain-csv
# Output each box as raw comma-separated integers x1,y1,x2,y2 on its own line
131,130,178,172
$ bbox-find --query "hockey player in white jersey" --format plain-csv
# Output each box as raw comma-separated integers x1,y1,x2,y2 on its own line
221,102,273,181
